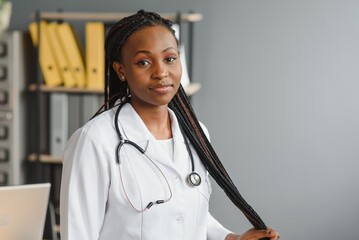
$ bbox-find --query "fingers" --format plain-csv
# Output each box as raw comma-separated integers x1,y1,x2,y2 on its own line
257,229,276,239
266,227,280,239
239,227,280,240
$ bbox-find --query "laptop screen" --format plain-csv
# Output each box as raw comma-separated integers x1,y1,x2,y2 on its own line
0,183,51,240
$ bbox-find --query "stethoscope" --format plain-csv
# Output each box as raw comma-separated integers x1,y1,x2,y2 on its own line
114,101,201,212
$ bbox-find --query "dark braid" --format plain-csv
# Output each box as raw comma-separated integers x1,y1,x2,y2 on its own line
169,87,269,236
104,10,269,238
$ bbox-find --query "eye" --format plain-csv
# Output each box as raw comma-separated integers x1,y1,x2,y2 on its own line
165,56,177,63
136,60,150,67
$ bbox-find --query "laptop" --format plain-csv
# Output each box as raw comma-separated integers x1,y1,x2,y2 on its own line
0,183,51,240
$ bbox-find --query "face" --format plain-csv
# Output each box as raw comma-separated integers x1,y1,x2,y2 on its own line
113,25,182,110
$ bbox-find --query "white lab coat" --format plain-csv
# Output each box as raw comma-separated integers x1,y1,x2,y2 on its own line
60,103,231,240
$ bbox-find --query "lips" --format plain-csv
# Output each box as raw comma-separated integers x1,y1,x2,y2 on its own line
148,83,174,94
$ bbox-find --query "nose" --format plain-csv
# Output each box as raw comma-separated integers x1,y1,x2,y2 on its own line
151,61,169,80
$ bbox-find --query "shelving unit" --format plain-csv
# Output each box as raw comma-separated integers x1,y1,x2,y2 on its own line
0,31,32,186
33,11,203,22
28,10,203,239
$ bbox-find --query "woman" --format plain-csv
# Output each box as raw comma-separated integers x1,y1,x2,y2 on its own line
60,10,279,240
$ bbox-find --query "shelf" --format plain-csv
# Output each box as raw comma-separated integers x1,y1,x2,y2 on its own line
28,83,201,96
28,84,103,94
33,11,203,22
28,153,62,164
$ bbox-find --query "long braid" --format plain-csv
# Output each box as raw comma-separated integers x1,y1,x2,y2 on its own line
103,10,269,237
169,87,269,235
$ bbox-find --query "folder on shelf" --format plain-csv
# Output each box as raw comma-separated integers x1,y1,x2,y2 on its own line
85,22,105,90
56,22,86,88
50,93,69,157
28,21,63,87
47,22,76,88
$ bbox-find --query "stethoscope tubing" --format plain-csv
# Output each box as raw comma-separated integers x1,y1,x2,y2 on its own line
118,152,173,213
114,100,201,212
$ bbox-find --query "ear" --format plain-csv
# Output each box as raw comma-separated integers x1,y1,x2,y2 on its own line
112,61,126,81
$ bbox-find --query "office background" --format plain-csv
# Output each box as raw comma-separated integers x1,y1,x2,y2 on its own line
8,0,359,239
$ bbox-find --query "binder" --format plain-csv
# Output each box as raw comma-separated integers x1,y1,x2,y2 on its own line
28,21,63,87
85,22,105,90
50,93,68,157
47,22,76,88
56,22,86,88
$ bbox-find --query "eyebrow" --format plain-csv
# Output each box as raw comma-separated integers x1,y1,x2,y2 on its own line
133,47,178,57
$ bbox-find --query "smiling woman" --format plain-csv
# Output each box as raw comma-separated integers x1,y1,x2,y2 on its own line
112,25,182,115
60,10,279,240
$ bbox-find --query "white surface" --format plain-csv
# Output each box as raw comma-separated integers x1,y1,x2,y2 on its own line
0,183,51,240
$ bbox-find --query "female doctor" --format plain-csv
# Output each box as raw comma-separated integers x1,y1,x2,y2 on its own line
60,10,279,240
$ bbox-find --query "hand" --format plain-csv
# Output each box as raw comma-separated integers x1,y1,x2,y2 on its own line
226,227,280,240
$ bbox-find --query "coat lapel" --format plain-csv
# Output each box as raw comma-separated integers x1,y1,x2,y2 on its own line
170,111,191,178
116,103,189,174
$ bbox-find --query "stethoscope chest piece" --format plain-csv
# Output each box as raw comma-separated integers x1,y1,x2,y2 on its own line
187,172,201,187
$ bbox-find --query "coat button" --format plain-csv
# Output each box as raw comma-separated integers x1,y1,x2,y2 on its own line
176,216,183,223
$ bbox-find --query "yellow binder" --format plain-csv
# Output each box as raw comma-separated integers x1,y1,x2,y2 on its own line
29,21,63,87
85,22,105,90
56,22,86,88
47,22,76,88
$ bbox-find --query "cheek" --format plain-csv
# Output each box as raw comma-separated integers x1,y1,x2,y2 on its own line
125,67,147,81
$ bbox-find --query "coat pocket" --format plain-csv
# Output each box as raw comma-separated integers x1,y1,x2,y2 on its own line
196,175,212,225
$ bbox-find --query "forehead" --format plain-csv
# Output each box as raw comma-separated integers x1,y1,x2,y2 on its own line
122,25,178,53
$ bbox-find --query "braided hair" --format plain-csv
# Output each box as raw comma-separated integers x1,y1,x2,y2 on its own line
104,10,269,237
104,10,176,108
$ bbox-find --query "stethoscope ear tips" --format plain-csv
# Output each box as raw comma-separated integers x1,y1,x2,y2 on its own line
187,172,201,187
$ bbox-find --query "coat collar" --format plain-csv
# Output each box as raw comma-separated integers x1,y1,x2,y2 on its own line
117,103,185,144
115,103,190,173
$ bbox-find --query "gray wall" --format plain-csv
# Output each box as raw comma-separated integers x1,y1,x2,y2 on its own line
192,1,359,239
10,1,359,239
